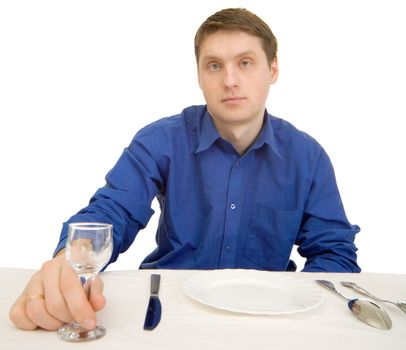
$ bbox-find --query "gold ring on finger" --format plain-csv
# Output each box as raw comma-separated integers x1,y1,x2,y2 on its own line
28,294,45,302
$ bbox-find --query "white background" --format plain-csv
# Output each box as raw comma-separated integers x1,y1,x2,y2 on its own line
0,0,405,273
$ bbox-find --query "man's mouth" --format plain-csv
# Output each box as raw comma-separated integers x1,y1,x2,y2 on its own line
222,96,246,103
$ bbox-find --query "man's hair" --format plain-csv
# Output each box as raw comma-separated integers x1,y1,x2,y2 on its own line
194,8,278,66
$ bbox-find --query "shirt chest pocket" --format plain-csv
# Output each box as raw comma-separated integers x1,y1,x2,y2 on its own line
242,203,302,270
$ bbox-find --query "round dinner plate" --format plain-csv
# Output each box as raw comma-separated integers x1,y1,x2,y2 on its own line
183,269,324,315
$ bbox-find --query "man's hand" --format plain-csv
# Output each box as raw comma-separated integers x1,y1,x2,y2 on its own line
9,253,106,331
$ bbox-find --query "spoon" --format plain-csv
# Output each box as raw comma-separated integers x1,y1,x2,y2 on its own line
341,281,406,314
316,280,392,330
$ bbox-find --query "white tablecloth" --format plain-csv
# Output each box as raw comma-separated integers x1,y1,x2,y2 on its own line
1,268,405,349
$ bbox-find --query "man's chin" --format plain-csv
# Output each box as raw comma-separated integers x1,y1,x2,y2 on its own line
208,105,255,124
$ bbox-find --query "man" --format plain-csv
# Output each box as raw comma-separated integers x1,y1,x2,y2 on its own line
10,8,360,331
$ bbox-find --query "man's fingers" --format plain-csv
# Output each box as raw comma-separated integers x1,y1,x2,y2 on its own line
9,254,106,332
25,292,64,331
60,261,97,330
10,271,64,331
41,260,74,324
90,276,106,312
9,293,38,331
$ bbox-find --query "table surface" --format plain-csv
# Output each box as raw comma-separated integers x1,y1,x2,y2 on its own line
1,268,405,349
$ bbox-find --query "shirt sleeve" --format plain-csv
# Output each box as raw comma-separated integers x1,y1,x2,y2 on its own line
296,148,361,272
53,136,163,265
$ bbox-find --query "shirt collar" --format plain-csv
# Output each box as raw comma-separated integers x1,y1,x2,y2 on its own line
195,109,283,159
251,111,283,159
194,110,221,154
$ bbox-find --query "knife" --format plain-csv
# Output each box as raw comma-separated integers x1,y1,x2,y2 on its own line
143,274,162,330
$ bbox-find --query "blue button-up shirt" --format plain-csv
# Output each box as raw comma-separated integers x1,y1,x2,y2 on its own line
55,105,360,272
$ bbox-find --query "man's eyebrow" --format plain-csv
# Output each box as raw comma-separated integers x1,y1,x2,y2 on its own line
200,55,220,63
234,50,258,59
200,50,258,63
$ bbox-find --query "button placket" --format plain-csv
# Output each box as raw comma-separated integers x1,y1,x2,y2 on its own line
219,159,243,267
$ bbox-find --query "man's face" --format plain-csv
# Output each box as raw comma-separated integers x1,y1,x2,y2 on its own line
198,30,278,128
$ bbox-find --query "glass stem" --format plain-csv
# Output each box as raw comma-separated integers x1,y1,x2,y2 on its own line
80,274,95,300
71,274,95,330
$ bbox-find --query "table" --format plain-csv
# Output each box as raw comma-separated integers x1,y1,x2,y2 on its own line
1,268,405,349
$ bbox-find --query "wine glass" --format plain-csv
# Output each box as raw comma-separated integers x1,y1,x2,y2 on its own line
57,222,113,342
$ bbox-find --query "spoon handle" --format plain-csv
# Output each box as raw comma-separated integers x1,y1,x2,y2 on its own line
316,280,348,300
341,281,377,299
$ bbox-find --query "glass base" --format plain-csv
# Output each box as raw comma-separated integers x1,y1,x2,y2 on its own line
57,322,106,342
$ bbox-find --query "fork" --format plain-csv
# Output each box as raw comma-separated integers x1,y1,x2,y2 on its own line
341,281,406,314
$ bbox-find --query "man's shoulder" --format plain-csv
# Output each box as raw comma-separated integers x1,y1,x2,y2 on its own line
269,114,322,150
135,105,206,140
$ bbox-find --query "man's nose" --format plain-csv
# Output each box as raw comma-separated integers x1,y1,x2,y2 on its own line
223,65,239,88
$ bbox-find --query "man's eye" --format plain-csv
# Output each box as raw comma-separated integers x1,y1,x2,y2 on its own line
208,63,221,71
240,60,252,68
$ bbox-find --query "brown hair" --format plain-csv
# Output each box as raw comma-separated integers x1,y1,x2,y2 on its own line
194,8,278,66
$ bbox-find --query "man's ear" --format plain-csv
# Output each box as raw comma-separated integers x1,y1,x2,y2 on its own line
269,57,279,85
197,64,203,89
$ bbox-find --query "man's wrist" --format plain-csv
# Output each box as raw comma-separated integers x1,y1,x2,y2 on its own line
54,248,65,257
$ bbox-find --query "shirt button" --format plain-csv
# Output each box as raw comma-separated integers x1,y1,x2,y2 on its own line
230,203,236,209
225,245,231,252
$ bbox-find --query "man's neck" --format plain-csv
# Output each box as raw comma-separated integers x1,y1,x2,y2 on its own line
213,117,264,155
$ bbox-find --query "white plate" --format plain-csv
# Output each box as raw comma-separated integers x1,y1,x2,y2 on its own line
183,269,323,315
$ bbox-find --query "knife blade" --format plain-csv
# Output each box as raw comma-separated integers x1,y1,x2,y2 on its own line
143,274,162,330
